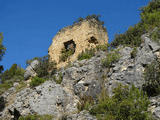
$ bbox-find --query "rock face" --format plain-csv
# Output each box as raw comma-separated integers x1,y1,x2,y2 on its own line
1,34,160,120
48,18,108,68
67,110,97,120
106,34,160,96
24,60,39,80
149,95,160,120
1,81,79,120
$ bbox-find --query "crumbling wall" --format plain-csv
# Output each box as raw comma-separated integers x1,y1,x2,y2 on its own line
48,19,108,68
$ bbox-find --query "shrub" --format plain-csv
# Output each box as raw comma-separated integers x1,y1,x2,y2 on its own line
130,47,137,58
77,95,94,112
111,24,145,47
18,114,53,120
90,84,152,120
140,0,160,31
78,48,96,61
0,64,25,95
53,72,63,84
102,50,120,68
1,64,25,83
30,76,46,87
96,44,109,51
59,48,74,62
0,82,12,95
74,14,105,27
0,33,6,61
37,56,57,77
111,0,160,48
143,60,160,97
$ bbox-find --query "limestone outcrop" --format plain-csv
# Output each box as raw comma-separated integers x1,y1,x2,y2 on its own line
24,60,39,80
48,18,108,68
1,34,160,120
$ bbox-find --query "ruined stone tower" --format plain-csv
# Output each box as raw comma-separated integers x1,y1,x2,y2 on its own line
48,18,108,68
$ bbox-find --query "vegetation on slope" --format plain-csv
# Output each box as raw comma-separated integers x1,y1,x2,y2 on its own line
0,64,25,95
102,49,120,68
111,0,160,47
90,85,152,120
0,33,6,74
74,14,105,29
26,55,57,78
59,48,75,62
78,84,153,120
0,33,6,62
18,114,53,120
143,60,160,97
78,48,96,61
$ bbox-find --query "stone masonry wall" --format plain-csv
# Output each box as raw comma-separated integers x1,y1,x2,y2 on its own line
48,19,108,68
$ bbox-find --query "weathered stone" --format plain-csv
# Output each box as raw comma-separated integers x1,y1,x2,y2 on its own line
141,34,160,52
0,81,78,119
67,110,97,120
1,33,160,120
149,95,160,120
49,19,108,68
24,60,39,80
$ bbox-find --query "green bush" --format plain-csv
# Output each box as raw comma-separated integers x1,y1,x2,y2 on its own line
96,44,109,51
77,95,94,112
0,33,6,62
141,0,160,30
111,0,160,48
78,48,96,61
90,84,152,120
18,114,53,120
0,64,25,95
0,82,12,95
53,72,63,84
143,60,160,97
30,76,46,87
111,24,145,47
74,14,105,27
59,48,74,62
1,64,25,83
102,50,120,68
130,47,138,58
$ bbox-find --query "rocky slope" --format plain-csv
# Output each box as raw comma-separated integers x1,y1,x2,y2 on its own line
0,34,160,120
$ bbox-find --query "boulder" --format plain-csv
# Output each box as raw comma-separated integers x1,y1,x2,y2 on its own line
24,60,39,80
149,95,160,120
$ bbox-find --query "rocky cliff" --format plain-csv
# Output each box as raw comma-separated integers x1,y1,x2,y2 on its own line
0,33,160,120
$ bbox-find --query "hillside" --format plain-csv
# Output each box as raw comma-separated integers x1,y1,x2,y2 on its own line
0,0,160,120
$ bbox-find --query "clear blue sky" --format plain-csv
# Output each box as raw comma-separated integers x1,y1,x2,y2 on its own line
0,0,150,70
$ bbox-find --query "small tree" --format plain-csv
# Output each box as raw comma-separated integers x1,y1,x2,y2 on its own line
90,84,152,120
0,33,6,61
1,64,25,83
0,33,6,74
